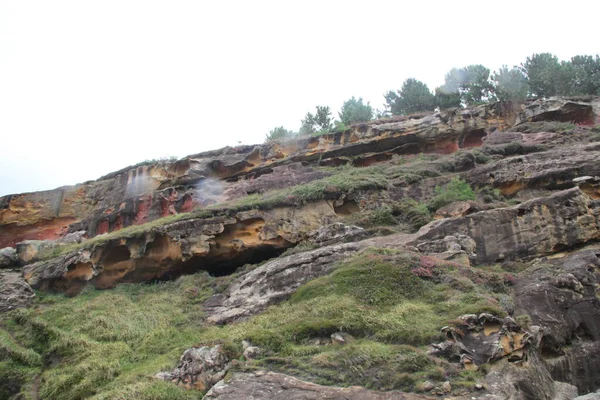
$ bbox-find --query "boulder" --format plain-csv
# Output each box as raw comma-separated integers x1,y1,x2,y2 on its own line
155,345,231,391
16,240,57,265
0,247,17,268
0,270,35,312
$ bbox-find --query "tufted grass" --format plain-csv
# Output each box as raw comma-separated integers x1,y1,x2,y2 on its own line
2,246,513,398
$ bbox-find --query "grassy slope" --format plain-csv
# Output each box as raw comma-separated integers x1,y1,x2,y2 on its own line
0,247,516,399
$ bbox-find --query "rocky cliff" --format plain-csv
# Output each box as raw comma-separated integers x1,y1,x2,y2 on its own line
1,96,600,400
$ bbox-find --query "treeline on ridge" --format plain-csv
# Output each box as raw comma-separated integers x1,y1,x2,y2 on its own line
266,52,600,141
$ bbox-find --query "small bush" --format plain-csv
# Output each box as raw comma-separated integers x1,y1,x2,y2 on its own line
428,177,476,211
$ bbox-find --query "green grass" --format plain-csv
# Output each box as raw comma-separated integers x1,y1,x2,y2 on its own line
0,273,220,399
0,246,514,398
428,177,476,211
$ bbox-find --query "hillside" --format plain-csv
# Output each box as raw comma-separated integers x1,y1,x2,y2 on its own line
1,96,600,399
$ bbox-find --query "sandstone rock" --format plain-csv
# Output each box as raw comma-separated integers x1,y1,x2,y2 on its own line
576,391,600,400
434,201,473,219
516,96,600,126
0,270,35,312
0,247,17,268
330,332,353,345
466,142,600,196
204,371,433,400
431,314,528,366
309,222,365,245
421,380,434,391
441,381,451,393
514,250,600,394
1,98,509,248
242,346,260,360
204,241,363,324
412,188,600,264
416,234,476,259
16,240,57,265
23,201,338,294
156,345,230,391
574,175,600,199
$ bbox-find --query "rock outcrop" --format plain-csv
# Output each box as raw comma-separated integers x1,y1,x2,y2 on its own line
0,270,35,312
204,371,432,400
413,187,600,264
156,345,231,391
3,97,600,400
23,201,340,294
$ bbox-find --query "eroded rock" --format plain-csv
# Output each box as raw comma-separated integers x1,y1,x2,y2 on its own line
0,247,17,268
412,187,600,264
204,371,433,400
0,270,35,312
156,345,231,391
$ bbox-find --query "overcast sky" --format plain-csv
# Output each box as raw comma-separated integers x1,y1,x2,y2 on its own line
1,1,598,197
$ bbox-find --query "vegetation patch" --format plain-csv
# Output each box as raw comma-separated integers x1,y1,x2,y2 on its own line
428,177,476,211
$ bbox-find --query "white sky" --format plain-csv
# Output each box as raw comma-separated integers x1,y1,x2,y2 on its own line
1,1,598,197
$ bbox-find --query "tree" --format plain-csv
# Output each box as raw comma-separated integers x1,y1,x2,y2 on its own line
492,65,529,103
299,106,333,136
442,65,494,106
566,55,600,95
434,86,461,110
265,126,297,142
521,53,562,98
338,97,373,125
384,78,435,115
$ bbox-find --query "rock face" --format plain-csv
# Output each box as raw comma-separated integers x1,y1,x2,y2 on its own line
466,143,600,196
516,96,600,126
413,187,600,264
204,371,432,400
23,201,340,294
0,100,511,248
515,250,600,394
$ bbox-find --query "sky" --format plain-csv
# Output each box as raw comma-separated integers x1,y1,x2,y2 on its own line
1,0,599,196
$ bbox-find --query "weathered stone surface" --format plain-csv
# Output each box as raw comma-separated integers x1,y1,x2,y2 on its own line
0,247,17,268
16,240,57,265
431,314,528,367
412,187,600,264
0,99,509,247
466,143,600,196
516,96,600,126
308,222,365,245
204,371,432,400
434,201,474,219
156,345,230,391
0,270,35,312
204,241,363,324
515,250,600,394
23,201,339,294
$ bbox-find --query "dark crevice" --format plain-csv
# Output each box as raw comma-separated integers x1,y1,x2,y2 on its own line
156,245,290,281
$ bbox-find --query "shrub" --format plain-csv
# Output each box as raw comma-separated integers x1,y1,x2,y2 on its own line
338,97,374,125
265,126,297,142
428,177,476,211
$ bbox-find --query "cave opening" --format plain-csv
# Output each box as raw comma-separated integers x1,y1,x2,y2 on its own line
460,129,487,149
157,244,290,281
